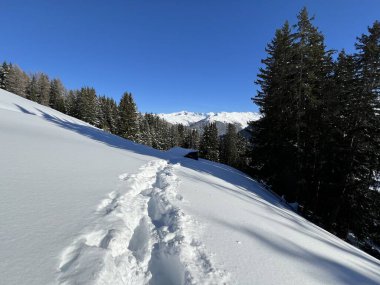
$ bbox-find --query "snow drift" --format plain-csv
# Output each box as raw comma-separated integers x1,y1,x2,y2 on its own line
0,89,379,285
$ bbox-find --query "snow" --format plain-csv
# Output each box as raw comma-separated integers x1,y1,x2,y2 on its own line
157,111,206,126
166,147,198,158
1,89,380,284
158,111,260,129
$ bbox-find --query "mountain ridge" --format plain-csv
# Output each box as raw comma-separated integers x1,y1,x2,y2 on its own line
158,111,260,135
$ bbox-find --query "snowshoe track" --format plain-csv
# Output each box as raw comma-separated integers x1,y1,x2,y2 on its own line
57,159,228,285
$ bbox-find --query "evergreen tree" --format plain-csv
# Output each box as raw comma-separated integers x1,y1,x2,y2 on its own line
219,124,239,167
200,122,219,161
0,62,11,89
138,114,153,147
117,92,139,142
184,129,200,150
6,65,29,97
26,74,39,102
177,124,186,147
65,90,79,118
251,20,298,198
293,8,334,206
37,73,50,105
97,96,118,133
77,87,98,125
339,21,380,238
49,78,66,113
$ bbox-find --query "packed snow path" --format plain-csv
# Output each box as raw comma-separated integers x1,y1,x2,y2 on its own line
57,160,228,285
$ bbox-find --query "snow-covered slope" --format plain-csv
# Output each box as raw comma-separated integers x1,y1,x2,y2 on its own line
158,111,260,134
1,89,380,285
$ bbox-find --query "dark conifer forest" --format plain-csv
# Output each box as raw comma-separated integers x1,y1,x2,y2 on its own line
250,8,380,257
1,7,379,258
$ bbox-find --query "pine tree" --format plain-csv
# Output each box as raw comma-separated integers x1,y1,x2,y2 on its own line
138,114,153,146
220,124,239,167
37,73,50,105
251,20,299,199
338,21,380,238
49,78,66,113
65,90,79,118
251,8,333,206
6,65,29,97
0,62,11,90
26,74,39,102
77,87,98,125
184,129,200,150
292,8,334,205
117,92,139,142
97,96,118,133
200,122,219,161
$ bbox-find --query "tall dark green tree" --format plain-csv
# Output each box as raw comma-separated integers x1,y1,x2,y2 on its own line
65,90,79,117
49,78,66,113
200,122,219,162
292,8,334,205
138,114,153,147
219,124,239,167
0,62,11,89
97,96,118,133
251,20,298,198
342,21,380,238
77,87,98,125
37,73,50,105
117,92,139,142
184,129,200,150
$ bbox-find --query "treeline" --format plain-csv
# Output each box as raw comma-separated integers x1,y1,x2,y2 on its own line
0,62,250,169
0,63,201,150
200,122,250,170
251,8,380,255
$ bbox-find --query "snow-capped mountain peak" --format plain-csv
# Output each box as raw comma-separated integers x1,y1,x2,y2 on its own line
158,111,261,134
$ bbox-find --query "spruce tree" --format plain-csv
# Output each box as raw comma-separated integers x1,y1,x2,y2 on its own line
200,122,219,161
77,87,98,125
6,65,29,97
184,129,200,150
220,124,239,167
49,78,66,113
0,62,10,90
251,20,298,199
26,74,39,102
37,73,50,105
117,92,139,142
65,90,79,118
97,96,118,133
292,8,334,205
139,114,153,147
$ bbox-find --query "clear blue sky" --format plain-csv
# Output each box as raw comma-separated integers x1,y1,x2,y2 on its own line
1,0,379,113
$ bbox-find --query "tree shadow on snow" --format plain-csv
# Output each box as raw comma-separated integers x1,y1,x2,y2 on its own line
209,216,380,284
167,155,380,283
15,104,166,159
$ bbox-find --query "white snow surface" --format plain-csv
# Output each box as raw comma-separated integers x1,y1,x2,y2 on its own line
1,89,380,285
158,111,260,128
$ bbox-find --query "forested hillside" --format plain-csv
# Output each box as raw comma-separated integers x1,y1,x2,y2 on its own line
250,8,380,257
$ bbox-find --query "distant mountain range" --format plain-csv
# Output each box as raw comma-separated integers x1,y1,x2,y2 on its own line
158,111,261,135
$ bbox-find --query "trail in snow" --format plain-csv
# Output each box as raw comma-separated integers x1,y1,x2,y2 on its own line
57,159,228,285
